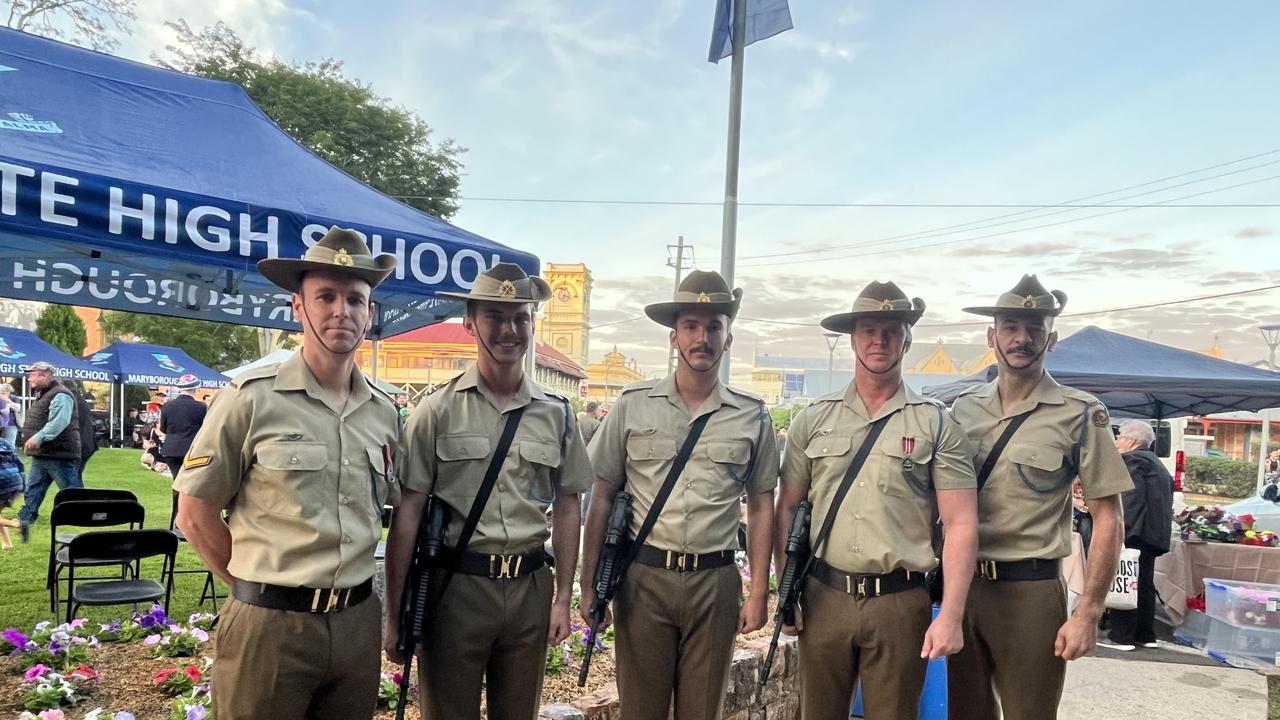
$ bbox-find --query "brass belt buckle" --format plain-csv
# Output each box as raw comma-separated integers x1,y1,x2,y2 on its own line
677,553,687,572
856,577,867,597
327,588,344,612
492,554,521,579
980,560,999,580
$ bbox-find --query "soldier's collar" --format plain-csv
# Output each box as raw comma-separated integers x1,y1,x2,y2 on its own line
457,364,543,407
841,380,909,421
273,351,371,410
648,373,742,411
991,371,1065,417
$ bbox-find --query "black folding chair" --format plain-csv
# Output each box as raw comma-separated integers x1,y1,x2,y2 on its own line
47,500,145,614
52,488,139,545
66,529,177,623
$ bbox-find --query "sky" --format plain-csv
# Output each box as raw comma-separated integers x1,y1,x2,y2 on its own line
103,0,1280,374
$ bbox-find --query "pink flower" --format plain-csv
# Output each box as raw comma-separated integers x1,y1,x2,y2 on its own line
154,668,178,685
39,711,65,720
184,666,202,682
191,628,209,642
68,663,100,682
23,663,50,682
143,634,162,646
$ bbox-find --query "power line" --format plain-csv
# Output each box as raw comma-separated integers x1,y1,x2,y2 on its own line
395,196,1275,208
731,172,1280,268
735,283,1280,330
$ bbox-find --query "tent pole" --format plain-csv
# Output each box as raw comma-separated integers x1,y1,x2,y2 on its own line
371,339,380,382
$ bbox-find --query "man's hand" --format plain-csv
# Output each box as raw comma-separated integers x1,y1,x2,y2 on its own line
383,627,405,665
738,590,768,634
579,592,613,632
781,605,804,636
920,613,964,660
1054,611,1098,660
547,599,572,645
23,437,39,453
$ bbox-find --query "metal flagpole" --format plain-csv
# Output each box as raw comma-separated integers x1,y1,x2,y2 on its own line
668,236,687,374
718,0,747,384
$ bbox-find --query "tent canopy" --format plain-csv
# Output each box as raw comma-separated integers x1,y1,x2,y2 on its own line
923,326,1280,419
0,326,112,382
88,341,229,389
224,348,294,379
0,28,538,339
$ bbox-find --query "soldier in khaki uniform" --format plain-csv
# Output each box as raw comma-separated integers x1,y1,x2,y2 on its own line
776,281,979,720
581,270,777,720
947,275,1132,720
175,227,401,720
383,263,593,720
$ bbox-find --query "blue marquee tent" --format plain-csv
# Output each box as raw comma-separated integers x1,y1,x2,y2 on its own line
923,326,1280,419
87,341,228,389
0,28,538,339
0,326,113,382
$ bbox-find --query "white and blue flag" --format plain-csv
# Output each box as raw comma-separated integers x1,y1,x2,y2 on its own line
707,0,793,63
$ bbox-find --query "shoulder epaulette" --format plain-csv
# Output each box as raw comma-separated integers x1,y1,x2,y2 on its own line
813,389,844,404
725,385,766,404
620,379,658,395
364,377,396,406
229,363,280,388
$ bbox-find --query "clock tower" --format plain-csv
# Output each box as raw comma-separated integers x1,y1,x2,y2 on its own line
538,262,592,369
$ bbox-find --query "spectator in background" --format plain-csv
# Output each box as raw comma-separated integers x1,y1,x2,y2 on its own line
124,408,142,448
16,361,82,542
61,379,98,482
0,434,23,549
0,383,19,446
1102,420,1175,652
576,401,604,520
159,374,209,528
395,392,411,423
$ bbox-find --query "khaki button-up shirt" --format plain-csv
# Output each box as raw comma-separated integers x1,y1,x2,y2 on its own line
174,353,401,589
400,366,593,555
951,372,1133,562
781,382,976,575
589,375,778,555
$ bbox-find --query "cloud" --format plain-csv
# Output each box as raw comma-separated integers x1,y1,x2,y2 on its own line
946,241,1075,258
792,72,831,112
1236,226,1273,239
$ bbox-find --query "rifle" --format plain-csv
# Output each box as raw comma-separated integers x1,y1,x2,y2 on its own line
394,498,449,720
758,499,812,688
577,490,634,687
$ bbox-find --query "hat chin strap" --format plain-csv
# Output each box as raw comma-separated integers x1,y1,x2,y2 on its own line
854,336,908,376
994,337,1048,371
676,344,726,376
300,299,370,358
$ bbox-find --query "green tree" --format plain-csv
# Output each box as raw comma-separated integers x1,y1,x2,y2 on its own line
99,312,258,371
3,0,135,51
35,303,86,357
159,20,464,219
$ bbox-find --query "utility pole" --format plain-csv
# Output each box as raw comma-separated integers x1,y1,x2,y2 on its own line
718,0,747,385
1258,324,1280,493
667,237,694,373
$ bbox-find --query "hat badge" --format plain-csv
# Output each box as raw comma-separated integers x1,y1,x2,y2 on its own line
333,248,354,267
880,299,894,310
696,292,711,303
1022,295,1036,308
497,279,517,298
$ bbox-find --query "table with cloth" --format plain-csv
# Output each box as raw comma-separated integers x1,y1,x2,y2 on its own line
1155,537,1280,625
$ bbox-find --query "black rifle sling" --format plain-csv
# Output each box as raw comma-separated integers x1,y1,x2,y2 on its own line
435,405,527,597
623,412,713,566
976,410,1034,490
804,413,893,572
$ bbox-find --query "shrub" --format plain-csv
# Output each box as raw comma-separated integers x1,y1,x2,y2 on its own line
1185,456,1258,499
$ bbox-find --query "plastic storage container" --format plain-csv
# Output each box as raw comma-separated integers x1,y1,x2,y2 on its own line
1204,578,1280,627
1205,613,1280,665
1173,609,1211,649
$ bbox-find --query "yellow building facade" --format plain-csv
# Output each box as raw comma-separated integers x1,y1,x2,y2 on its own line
538,263,593,369
584,346,645,404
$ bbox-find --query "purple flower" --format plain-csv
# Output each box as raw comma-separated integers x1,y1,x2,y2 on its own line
48,640,63,654
191,628,209,643
114,714,136,720
3,627,30,651
139,615,156,630
185,705,207,720
23,663,50,682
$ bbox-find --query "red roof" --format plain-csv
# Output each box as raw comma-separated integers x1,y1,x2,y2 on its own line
385,322,586,380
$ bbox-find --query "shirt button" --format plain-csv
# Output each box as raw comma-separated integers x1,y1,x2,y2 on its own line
859,481,866,487
504,520,512,526
340,496,348,505
854,546,861,553
290,457,298,464
343,535,351,543
821,447,828,453
855,514,862,520
343,458,351,466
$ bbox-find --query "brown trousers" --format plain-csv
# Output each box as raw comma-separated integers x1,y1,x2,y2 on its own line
797,579,932,720
947,577,1068,720
419,566,554,720
213,594,381,720
614,563,741,720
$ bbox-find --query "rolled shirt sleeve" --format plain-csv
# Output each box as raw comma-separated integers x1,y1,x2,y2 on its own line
172,387,251,507
36,393,73,442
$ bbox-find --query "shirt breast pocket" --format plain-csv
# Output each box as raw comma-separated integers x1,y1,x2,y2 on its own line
519,439,562,503
1005,442,1071,494
626,435,678,476
804,435,853,481
253,441,328,517
435,434,492,505
365,446,395,518
877,435,932,497
707,439,752,500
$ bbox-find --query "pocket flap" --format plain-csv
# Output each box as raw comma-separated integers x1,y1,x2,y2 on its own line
257,441,327,471
626,435,678,460
804,435,852,459
519,440,562,467
1006,443,1064,472
366,446,387,478
437,434,492,462
708,440,751,464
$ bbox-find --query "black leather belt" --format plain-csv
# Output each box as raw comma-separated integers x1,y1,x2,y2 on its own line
634,545,735,573
975,558,1061,581
232,577,373,613
811,560,926,598
450,549,546,579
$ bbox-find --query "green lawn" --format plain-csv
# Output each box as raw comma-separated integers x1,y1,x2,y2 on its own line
0,448,230,631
